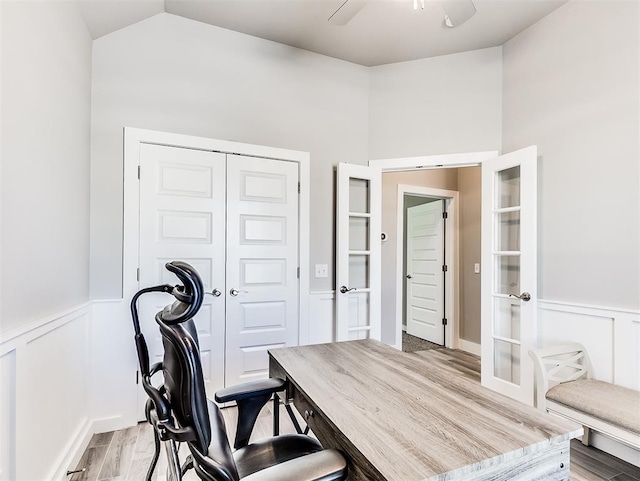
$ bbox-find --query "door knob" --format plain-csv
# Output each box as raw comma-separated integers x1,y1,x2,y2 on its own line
406,275,412,279
509,292,531,302
229,288,248,297
206,288,222,297
339,286,356,294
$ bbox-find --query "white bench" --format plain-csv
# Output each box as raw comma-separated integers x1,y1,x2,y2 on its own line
529,343,640,450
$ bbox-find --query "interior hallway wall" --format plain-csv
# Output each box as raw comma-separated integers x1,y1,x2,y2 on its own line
458,166,481,343
90,13,369,298
0,1,92,333
502,0,640,310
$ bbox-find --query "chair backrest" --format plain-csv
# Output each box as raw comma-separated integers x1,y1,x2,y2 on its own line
156,262,240,481
529,343,593,410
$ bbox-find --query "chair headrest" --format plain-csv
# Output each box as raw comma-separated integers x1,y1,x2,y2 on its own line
158,261,204,325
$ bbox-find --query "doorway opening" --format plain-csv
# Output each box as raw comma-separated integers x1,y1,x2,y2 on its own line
391,183,460,352
378,161,485,355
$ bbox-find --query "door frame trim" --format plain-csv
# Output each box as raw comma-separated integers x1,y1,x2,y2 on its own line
123,127,311,343
398,186,458,350
369,150,499,350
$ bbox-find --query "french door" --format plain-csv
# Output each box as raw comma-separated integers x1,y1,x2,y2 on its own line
137,143,299,412
481,146,537,405
335,163,381,341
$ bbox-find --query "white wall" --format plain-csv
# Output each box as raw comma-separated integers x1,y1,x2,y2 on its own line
502,0,640,310
1,1,92,333
369,47,502,160
89,13,370,298
0,3,93,478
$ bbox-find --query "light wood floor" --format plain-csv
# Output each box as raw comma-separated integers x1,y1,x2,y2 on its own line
72,348,640,481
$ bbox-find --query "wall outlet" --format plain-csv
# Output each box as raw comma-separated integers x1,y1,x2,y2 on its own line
315,264,328,278
474,263,481,274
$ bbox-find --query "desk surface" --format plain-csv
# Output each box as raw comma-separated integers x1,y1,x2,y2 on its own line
269,340,581,481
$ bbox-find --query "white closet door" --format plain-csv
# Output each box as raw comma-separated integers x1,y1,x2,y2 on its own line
225,155,300,385
406,200,445,345
138,144,226,405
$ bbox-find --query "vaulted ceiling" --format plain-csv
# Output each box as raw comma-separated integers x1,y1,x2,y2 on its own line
77,0,567,66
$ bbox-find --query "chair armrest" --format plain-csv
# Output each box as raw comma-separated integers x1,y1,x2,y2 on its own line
241,449,347,481
215,378,286,403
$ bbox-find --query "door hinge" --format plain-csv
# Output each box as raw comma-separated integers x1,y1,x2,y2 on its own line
297,267,300,278
137,165,141,180
442,211,448,219
136,370,139,385
298,182,301,194
442,265,448,272
442,318,448,326
136,268,140,281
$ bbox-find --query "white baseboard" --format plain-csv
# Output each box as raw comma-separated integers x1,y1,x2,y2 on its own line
92,415,130,434
50,417,93,481
458,339,481,356
592,432,640,468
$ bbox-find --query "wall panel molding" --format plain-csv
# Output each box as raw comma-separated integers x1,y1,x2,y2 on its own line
2,296,637,479
537,299,640,466
0,303,92,481
308,291,336,345
537,299,639,389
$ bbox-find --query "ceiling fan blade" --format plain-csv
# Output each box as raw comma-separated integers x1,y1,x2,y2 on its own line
442,0,476,28
328,0,369,26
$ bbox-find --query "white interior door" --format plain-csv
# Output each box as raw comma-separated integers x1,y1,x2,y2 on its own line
336,163,381,341
225,155,299,385
406,200,445,345
481,146,537,405
138,144,226,408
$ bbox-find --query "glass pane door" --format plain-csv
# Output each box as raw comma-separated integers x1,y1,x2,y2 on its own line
336,164,381,342
481,147,537,405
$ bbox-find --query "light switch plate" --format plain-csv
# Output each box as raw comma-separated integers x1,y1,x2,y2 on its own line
315,264,328,278
474,263,481,274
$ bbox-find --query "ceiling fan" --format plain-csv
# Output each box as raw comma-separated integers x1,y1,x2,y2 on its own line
328,0,477,28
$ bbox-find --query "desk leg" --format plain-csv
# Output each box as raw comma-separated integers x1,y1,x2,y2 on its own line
273,393,280,436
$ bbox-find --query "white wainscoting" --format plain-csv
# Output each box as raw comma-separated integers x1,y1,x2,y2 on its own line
307,291,336,345
0,303,93,481
90,299,140,432
537,299,639,390
1,295,637,479
537,299,640,466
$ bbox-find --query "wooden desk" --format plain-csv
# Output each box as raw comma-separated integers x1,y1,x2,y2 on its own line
268,340,582,481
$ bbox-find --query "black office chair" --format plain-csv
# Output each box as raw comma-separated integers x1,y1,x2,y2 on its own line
130,261,348,481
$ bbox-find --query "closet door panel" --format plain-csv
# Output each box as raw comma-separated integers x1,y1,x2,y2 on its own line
138,144,226,405
225,155,300,386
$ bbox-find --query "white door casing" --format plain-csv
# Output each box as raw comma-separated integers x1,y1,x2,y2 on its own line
225,155,299,385
138,144,226,405
336,163,381,341
481,146,538,406
406,200,445,345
